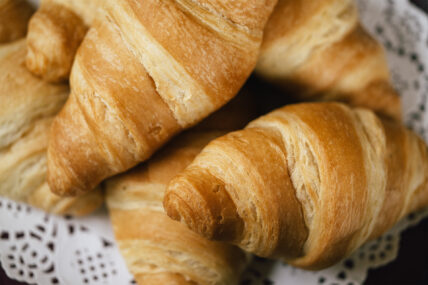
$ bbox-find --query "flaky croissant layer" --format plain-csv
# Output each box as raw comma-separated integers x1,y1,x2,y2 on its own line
105,88,259,284
47,0,277,196
256,0,401,119
0,40,103,216
26,0,102,82
106,131,249,285
164,102,428,269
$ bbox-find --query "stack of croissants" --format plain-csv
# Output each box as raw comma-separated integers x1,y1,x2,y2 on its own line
1,0,427,284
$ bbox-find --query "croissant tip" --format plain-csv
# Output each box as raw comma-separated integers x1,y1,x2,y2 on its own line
164,176,218,240
47,163,94,197
46,175,74,197
46,151,87,197
163,192,183,222
164,171,244,242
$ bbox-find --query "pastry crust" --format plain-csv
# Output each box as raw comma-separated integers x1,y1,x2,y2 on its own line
106,132,249,285
47,0,277,196
26,0,102,82
0,40,103,216
256,0,401,119
106,90,258,284
0,0,34,43
164,102,428,269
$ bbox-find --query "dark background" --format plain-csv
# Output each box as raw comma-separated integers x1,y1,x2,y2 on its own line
1,1,428,285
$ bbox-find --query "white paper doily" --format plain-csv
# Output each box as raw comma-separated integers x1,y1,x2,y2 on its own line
1,0,428,284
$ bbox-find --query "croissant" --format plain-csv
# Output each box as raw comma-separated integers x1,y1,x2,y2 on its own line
0,40,103,216
256,0,401,119
105,85,258,284
26,0,102,82
106,131,249,285
0,0,34,43
164,102,428,270
47,0,278,196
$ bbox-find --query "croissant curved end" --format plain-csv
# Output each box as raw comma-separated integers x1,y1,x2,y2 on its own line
46,143,87,197
26,3,88,82
164,169,244,242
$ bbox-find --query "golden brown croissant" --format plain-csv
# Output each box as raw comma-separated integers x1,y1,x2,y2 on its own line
106,131,249,285
164,102,428,270
47,0,278,196
0,0,34,43
0,40,103,216
256,0,401,119
105,89,257,284
26,0,102,82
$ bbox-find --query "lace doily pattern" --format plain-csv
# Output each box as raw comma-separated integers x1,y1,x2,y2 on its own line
1,0,428,284
357,0,428,141
0,199,134,284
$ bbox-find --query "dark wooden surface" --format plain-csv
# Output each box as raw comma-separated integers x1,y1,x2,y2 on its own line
1,1,427,285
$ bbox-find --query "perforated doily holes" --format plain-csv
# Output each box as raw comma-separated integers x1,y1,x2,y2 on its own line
0,199,134,284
